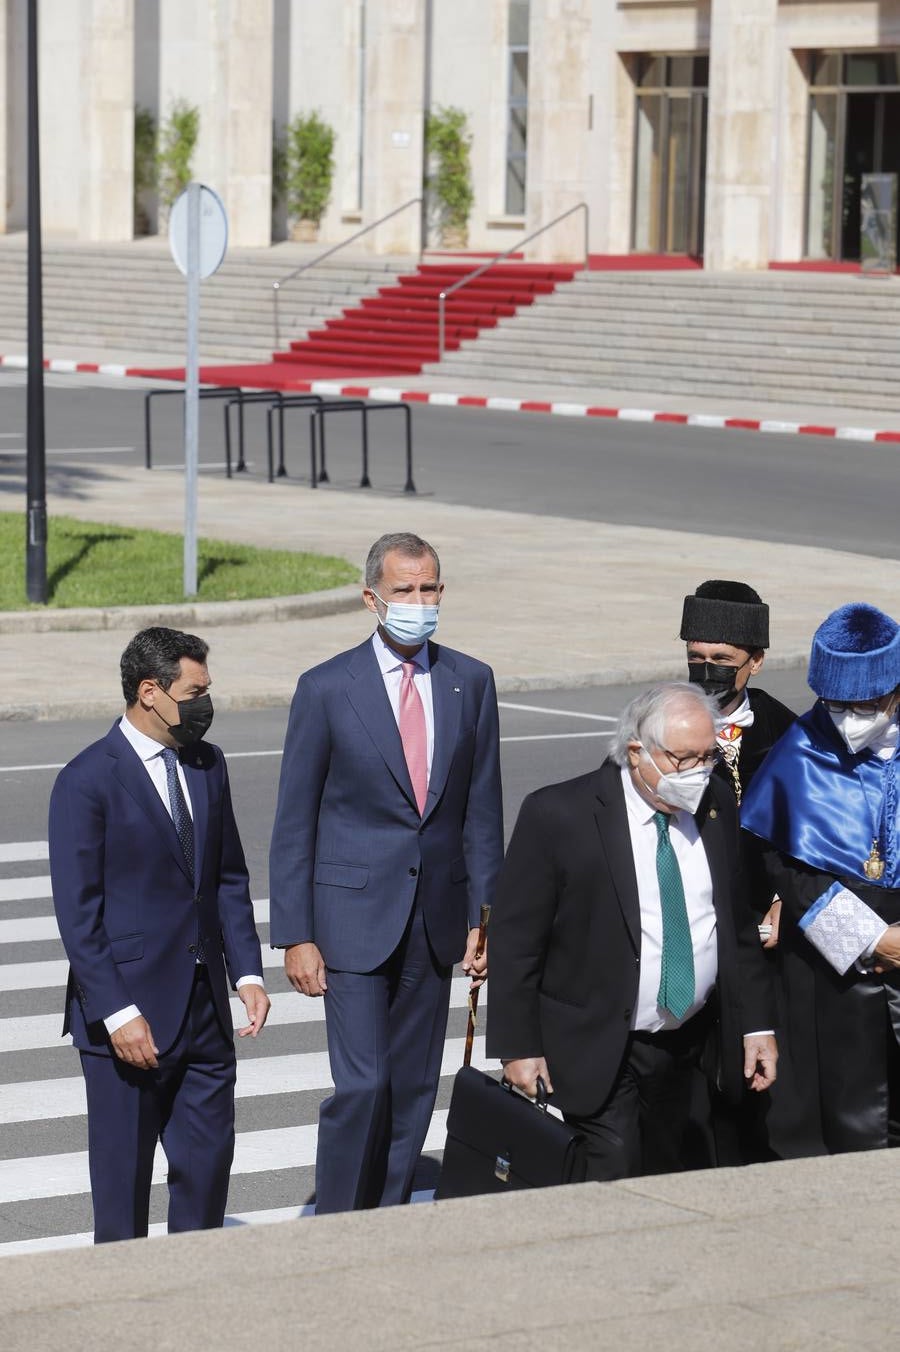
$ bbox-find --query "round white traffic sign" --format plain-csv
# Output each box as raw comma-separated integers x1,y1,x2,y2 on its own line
168,184,228,279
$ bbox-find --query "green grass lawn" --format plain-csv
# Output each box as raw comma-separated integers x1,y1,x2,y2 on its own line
0,512,359,609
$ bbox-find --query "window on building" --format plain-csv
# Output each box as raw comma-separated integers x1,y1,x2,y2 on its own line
506,0,530,216
356,0,367,212
805,50,900,261
632,54,708,256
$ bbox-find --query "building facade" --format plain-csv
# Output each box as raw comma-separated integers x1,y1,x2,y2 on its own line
2,0,900,268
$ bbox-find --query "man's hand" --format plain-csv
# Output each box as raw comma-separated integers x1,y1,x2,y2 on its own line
760,897,782,950
110,1015,159,1070
462,927,488,989
285,942,328,997
872,927,900,973
237,983,271,1038
743,1033,778,1092
502,1056,553,1098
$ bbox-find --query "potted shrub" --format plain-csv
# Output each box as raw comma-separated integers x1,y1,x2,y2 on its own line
133,105,157,236
285,111,336,242
156,98,200,229
425,105,474,249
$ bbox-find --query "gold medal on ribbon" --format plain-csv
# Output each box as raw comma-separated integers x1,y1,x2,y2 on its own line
863,839,885,881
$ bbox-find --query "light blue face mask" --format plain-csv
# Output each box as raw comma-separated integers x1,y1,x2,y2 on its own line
372,591,440,647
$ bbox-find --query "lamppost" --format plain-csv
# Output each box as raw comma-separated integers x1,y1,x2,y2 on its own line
25,0,47,604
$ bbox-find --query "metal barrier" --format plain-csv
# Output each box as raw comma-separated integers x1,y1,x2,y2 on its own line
144,385,242,469
272,395,416,493
264,395,326,483
221,390,324,480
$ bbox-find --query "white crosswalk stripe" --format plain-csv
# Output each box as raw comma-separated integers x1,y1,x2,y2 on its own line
0,842,498,1254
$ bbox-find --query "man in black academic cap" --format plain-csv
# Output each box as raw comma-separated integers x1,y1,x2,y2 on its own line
680,581,798,1160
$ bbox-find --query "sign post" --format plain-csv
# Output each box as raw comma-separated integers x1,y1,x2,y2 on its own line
168,183,228,598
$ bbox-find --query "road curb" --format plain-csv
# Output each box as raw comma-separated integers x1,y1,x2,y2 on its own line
6,353,900,444
0,585,362,635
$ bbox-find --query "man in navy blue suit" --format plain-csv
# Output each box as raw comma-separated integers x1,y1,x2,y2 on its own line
49,626,270,1243
269,532,504,1213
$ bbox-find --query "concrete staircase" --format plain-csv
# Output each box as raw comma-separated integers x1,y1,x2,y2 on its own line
274,261,577,377
421,269,900,413
0,237,408,362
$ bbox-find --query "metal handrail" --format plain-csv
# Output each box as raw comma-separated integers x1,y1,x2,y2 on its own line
272,196,423,348
437,202,589,361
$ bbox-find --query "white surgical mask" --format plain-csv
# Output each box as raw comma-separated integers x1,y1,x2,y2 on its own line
828,706,897,756
372,591,439,648
638,749,715,815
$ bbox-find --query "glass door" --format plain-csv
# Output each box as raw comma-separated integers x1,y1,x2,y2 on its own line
632,56,708,257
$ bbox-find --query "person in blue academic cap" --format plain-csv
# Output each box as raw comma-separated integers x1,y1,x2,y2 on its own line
742,602,900,1155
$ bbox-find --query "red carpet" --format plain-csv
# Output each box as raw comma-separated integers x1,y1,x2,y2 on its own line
587,254,702,270
137,260,580,386
129,361,376,386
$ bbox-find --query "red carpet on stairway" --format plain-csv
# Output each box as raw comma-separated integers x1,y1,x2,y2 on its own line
136,260,580,387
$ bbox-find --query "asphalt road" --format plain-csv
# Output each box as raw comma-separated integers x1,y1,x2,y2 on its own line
0,372,898,559
0,670,812,1253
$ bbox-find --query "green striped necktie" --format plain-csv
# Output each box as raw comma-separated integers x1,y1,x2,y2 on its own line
653,811,695,1021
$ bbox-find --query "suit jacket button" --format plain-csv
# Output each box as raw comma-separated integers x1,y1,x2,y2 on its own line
408,867,418,877
623,1008,632,1021
188,944,197,955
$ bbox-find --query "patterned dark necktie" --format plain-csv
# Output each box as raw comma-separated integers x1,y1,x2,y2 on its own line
653,811,695,1021
161,746,194,881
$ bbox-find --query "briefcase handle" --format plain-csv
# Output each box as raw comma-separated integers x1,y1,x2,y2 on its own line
502,1074,551,1114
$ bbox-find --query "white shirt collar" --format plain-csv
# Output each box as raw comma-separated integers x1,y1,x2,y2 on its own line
118,712,169,763
715,691,754,731
371,628,432,675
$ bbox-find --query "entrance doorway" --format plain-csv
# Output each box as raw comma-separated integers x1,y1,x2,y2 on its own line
632,55,708,258
806,52,900,262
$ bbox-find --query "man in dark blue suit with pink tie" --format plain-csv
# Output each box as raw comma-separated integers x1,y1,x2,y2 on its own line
49,627,270,1243
269,532,504,1213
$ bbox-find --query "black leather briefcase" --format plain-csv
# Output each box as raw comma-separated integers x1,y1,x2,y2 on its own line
435,1066,588,1199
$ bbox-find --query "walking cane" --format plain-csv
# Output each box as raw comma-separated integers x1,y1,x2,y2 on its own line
463,903,491,1068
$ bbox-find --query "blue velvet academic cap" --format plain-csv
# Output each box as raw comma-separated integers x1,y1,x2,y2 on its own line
808,602,900,701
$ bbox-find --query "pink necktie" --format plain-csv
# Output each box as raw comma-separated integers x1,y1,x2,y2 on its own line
399,661,428,814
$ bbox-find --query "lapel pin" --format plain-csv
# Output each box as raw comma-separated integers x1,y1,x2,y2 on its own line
709,808,718,819
453,687,461,693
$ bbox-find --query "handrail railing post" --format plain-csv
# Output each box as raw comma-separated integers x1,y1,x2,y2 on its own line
271,196,422,348
433,201,590,363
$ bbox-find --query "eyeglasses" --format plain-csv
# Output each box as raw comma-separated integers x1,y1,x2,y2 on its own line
657,745,721,772
822,697,889,716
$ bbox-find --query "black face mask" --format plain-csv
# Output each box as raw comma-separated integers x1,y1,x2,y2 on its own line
688,658,751,708
154,692,215,746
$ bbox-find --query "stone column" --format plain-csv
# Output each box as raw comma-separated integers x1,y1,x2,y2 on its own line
704,0,777,270
159,0,273,248
79,0,135,241
220,0,273,247
525,0,592,262
361,0,425,255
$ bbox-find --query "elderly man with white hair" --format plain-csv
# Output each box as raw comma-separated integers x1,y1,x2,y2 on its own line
487,681,777,1182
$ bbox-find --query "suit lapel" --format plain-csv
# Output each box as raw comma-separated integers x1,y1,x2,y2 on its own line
107,725,193,882
593,762,642,953
423,644,461,821
697,795,729,927
346,641,418,809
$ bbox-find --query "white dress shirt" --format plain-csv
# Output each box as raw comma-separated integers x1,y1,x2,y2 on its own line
101,715,263,1037
371,629,435,778
620,766,719,1033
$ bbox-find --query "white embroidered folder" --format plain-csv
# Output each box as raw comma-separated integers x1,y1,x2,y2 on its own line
798,881,886,975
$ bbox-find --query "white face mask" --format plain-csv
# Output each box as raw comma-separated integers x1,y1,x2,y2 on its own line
828,706,898,756
638,749,715,814
372,591,439,647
